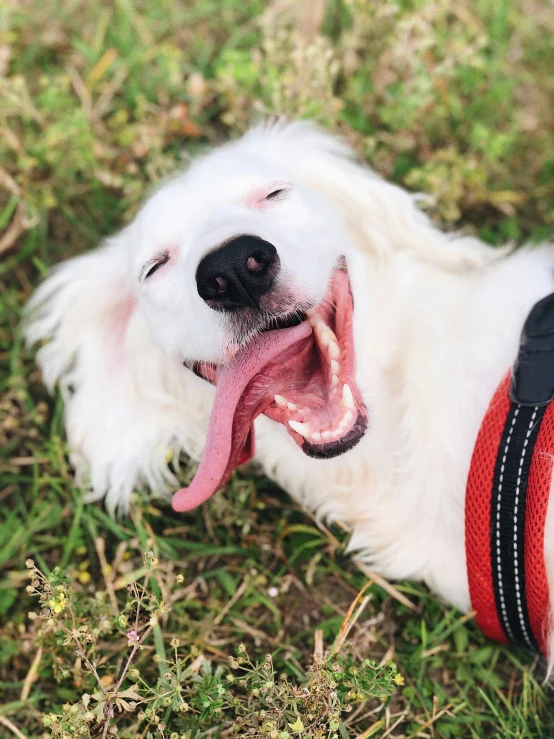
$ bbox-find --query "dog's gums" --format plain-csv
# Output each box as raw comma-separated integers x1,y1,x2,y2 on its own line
172,269,367,512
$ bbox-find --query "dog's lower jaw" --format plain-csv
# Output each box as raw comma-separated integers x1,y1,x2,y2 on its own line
301,412,367,459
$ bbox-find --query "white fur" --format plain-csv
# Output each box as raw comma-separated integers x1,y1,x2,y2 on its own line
24,121,554,661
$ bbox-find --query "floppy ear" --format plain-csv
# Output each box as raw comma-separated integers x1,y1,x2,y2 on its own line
25,234,208,514
255,121,502,271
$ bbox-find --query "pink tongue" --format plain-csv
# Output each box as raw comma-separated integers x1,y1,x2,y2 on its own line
172,321,312,512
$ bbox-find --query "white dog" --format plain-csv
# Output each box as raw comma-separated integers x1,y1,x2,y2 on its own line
25,121,554,664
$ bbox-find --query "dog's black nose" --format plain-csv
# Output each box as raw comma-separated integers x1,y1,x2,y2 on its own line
196,235,279,311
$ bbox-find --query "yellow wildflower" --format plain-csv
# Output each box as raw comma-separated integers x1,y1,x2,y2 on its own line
48,593,67,614
288,718,304,734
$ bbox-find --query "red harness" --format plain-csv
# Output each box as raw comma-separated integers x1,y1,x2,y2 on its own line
466,294,554,655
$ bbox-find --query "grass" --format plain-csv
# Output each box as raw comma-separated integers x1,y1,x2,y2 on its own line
1,0,554,736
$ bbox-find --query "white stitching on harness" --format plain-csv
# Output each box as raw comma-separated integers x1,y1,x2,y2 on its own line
512,406,538,649
496,407,518,642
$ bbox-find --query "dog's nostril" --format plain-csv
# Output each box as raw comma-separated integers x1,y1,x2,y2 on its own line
214,276,228,294
247,255,264,273
196,234,279,311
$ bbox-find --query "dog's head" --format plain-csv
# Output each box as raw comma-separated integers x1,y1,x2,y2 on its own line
27,120,492,514
129,124,368,510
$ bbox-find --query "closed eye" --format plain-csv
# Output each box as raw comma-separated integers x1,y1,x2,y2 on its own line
266,188,286,200
141,252,170,281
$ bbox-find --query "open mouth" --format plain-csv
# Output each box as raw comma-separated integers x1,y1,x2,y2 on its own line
172,267,367,512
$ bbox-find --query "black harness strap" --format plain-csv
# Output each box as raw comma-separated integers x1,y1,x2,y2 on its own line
490,402,545,650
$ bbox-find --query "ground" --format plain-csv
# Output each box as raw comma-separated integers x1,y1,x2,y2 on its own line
1,1,554,737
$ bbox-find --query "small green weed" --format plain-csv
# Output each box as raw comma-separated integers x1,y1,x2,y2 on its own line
25,552,398,738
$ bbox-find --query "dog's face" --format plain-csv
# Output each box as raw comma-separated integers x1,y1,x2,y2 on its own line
125,138,368,511
132,144,345,364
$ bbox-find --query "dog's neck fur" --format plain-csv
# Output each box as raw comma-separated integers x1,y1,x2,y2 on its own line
254,244,554,612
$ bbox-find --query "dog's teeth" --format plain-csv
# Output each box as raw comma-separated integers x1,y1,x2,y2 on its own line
339,410,354,430
311,431,322,441
287,401,297,411
310,317,342,361
331,375,339,387
330,359,340,376
312,319,339,348
318,328,330,347
321,430,332,440
341,383,355,410
328,341,340,360
274,394,288,408
326,327,339,344
289,420,310,437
